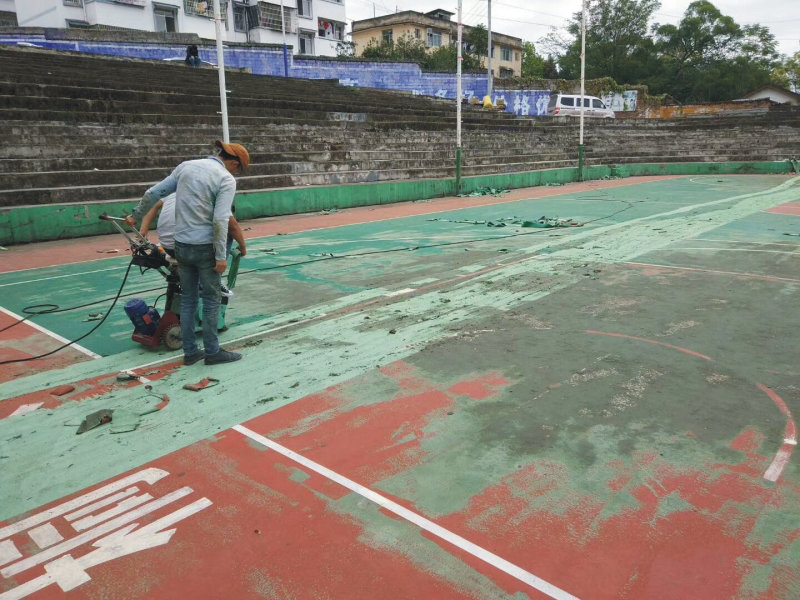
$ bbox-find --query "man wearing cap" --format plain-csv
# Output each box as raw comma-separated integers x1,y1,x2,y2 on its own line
126,140,250,365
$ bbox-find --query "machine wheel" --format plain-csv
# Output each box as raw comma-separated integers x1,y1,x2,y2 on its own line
163,324,182,350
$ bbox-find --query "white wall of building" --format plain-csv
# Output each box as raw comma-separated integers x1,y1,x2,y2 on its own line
8,0,346,56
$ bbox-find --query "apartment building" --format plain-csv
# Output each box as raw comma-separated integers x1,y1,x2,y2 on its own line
2,0,346,56
351,8,522,78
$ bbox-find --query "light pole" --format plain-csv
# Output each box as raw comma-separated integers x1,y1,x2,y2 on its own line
280,0,289,77
578,0,586,179
213,0,229,143
486,0,492,100
456,0,463,194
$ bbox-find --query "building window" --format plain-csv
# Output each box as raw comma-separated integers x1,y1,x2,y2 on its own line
414,28,420,39
153,5,177,32
382,29,393,44
297,0,312,18
63,0,83,7
318,18,343,40
515,51,519,61
233,2,246,31
501,46,511,61
184,0,228,20
256,2,295,32
499,67,513,78
299,30,314,54
426,28,441,47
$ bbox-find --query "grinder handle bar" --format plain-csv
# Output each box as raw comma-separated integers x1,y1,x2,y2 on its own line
98,213,154,249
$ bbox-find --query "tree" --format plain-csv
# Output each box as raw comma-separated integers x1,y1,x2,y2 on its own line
521,42,545,78
772,51,800,92
336,40,355,58
650,1,779,101
557,0,661,82
466,23,488,57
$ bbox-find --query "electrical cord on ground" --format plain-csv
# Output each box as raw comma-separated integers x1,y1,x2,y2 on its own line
0,200,634,361
237,201,635,277
0,260,135,366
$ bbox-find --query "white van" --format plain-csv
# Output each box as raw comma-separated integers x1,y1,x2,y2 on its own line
546,94,615,119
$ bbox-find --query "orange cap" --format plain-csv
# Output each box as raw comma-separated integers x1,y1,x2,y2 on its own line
215,139,250,171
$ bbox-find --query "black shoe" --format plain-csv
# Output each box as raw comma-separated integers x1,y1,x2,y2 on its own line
184,350,205,366
221,284,234,298
204,348,242,365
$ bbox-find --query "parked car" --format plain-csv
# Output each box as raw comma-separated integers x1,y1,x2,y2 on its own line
546,93,615,119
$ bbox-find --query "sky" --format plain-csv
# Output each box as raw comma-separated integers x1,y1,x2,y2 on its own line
345,0,800,59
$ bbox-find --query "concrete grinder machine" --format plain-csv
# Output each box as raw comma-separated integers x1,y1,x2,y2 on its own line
99,214,241,350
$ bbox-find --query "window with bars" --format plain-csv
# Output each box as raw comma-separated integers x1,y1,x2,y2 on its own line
426,28,441,47
184,0,228,20
255,2,296,32
297,0,311,18
382,29,392,44
500,46,511,61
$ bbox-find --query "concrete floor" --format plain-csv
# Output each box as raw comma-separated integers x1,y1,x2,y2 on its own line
0,175,798,599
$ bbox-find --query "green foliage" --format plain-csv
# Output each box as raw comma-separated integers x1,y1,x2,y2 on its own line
466,23,488,57
335,40,355,58
649,1,780,102
546,0,783,103
772,51,800,92
521,42,545,78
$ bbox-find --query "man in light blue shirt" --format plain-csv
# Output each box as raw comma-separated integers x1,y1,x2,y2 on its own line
126,140,250,366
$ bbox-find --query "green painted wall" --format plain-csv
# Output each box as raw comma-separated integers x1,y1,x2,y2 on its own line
0,161,793,245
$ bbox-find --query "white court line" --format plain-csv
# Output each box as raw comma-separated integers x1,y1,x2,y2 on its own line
0,265,127,288
385,288,416,297
691,238,800,247
0,254,126,276
9,403,44,417
666,247,799,254
233,424,580,600
0,306,101,359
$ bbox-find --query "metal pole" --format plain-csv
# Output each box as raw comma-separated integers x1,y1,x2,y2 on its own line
456,0,463,195
486,0,492,100
578,0,586,180
280,0,289,77
213,0,230,143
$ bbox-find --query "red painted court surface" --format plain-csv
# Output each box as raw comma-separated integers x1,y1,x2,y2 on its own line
1,176,799,599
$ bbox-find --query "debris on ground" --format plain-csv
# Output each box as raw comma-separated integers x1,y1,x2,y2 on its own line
429,216,582,228
458,187,510,198
96,248,120,253
183,378,220,392
74,388,169,434
83,312,103,322
49,385,75,396
76,409,113,434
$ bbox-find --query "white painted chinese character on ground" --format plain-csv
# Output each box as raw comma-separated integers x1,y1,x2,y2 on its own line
0,468,211,599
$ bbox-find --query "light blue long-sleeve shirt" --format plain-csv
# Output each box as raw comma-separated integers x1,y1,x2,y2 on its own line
132,156,235,261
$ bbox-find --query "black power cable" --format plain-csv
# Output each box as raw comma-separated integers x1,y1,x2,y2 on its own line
0,260,135,366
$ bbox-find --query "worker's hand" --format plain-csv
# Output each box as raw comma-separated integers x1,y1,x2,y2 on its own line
214,260,227,274
138,230,148,240
125,215,137,227
239,245,247,257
